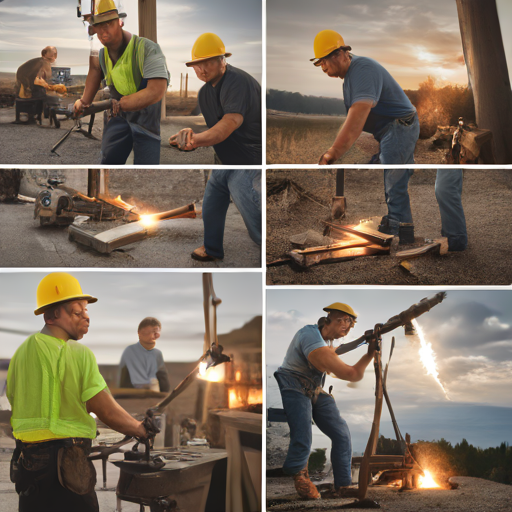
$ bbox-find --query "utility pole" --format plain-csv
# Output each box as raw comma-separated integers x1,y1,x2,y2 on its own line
455,0,512,163
138,0,167,120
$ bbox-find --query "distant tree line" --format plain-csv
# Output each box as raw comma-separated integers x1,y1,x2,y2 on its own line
267,89,347,115
377,435,512,485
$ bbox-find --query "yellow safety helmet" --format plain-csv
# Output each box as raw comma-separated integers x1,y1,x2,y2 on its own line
35,272,98,316
186,33,232,67
91,0,126,25
310,29,351,67
323,302,357,321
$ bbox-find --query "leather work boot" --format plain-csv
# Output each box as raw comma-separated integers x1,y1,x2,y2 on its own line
293,467,320,500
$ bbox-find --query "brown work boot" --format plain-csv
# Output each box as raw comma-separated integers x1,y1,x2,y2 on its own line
191,246,222,262
293,468,320,500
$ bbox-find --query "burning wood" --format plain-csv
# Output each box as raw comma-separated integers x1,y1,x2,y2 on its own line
68,203,197,253
289,243,389,267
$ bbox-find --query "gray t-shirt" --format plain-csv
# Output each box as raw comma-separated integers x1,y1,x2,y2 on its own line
343,54,416,138
280,324,327,385
119,342,166,387
99,34,170,136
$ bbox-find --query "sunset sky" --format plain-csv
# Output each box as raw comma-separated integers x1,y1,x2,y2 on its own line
267,0,512,97
267,289,512,452
0,0,262,91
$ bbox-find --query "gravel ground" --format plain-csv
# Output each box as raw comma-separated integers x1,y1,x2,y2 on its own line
266,169,512,285
266,475,512,512
0,108,215,165
0,169,261,268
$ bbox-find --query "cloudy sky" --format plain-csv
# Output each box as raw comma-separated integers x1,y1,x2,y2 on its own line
267,288,512,452
267,0,512,96
0,271,262,365
0,0,262,91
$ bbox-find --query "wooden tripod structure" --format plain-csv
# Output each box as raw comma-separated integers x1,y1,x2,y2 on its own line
356,334,424,500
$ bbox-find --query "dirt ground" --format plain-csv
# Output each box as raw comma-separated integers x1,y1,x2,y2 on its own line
266,169,512,285
266,475,512,512
267,112,446,165
0,107,215,165
0,169,260,268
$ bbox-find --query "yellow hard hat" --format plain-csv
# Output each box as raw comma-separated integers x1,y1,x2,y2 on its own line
310,29,351,67
91,0,126,25
186,33,232,67
35,272,98,316
323,302,357,321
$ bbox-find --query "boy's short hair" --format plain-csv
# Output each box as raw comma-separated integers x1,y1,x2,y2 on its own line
138,317,161,331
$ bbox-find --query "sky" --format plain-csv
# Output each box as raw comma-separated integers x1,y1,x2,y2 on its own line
0,0,262,91
267,0,512,97
267,288,512,452
0,271,262,365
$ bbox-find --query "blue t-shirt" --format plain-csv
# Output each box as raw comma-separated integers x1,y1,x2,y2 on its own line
280,325,327,385
343,55,416,137
119,342,165,387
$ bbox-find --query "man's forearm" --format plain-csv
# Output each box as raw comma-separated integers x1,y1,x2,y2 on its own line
330,102,372,157
351,352,374,381
87,390,144,438
193,114,242,147
81,63,103,106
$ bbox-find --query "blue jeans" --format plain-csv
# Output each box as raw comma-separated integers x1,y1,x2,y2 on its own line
378,113,420,165
382,170,468,249
382,169,414,233
435,169,467,251
100,117,161,165
275,371,352,488
203,170,261,259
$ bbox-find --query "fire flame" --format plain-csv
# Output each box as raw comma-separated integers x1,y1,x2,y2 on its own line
412,319,450,400
418,470,441,489
198,362,224,382
139,214,157,227
110,195,135,210
235,371,241,382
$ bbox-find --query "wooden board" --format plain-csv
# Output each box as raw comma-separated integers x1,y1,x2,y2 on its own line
289,244,389,268
396,238,448,261
325,222,394,247
69,222,152,254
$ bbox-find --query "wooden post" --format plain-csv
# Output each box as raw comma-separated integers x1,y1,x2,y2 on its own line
455,0,512,163
138,0,166,120
185,73,189,99
180,73,183,97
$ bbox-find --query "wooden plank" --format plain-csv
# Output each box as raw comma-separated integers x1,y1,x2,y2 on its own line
289,244,389,268
325,222,394,247
396,238,448,261
69,222,150,254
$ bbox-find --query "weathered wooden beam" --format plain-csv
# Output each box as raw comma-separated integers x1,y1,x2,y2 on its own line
396,238,448,261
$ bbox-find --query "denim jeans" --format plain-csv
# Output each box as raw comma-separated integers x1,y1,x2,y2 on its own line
435,169,467,251
275,371,352,488
382,169,414,233
100,117,161,165
378,113,420,165
382,169,468,249
203,170,261,259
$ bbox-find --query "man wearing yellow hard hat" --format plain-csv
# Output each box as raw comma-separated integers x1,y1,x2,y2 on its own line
311,29,419,166
169,33,261,165
7,273,150,512
75,0,170,164
274,302,377,500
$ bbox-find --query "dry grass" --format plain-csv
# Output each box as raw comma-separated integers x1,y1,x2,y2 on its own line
267,113,373,164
